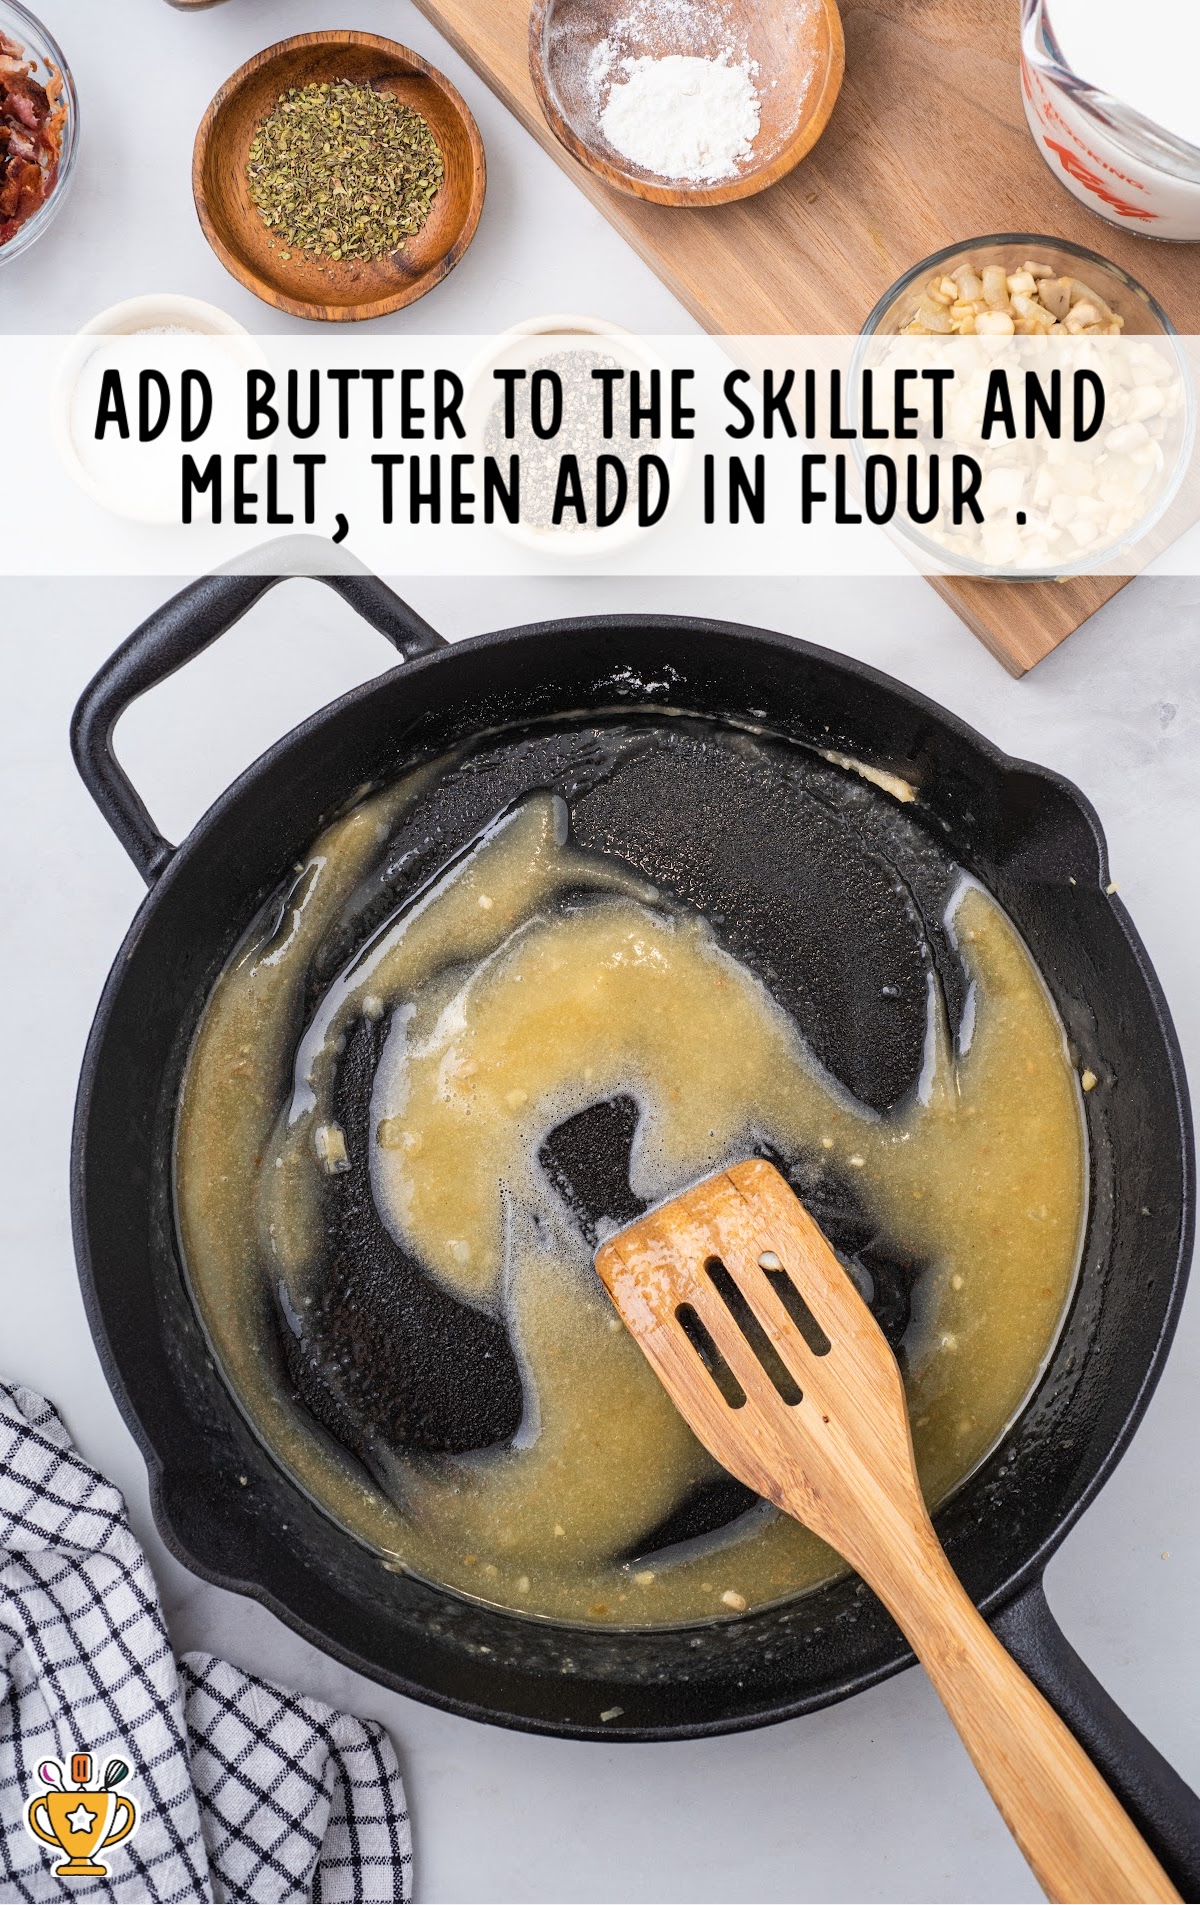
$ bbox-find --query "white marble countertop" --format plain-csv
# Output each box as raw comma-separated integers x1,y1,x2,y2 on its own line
2,2,1198,1900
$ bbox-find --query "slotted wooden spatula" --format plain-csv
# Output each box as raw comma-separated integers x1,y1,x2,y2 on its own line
596,1158,1179,1905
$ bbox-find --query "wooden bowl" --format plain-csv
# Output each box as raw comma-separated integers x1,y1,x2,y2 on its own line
529,0,844,208
193,32,486,322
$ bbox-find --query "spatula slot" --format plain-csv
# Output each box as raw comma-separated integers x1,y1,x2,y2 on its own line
704,1259,804,1406
675,1302,747,1409
758,1256,833,1357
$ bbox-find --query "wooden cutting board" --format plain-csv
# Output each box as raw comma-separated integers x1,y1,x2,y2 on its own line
410,0,1200,674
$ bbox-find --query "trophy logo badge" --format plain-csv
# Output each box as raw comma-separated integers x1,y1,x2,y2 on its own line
25,1751,138,1879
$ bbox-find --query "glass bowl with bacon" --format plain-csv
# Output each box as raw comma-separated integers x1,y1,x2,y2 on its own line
0,1,75,265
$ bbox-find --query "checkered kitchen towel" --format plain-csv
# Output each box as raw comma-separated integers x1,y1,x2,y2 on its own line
0,1382,413,1903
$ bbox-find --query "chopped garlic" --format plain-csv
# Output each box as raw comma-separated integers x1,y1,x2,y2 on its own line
315,1123,350,1174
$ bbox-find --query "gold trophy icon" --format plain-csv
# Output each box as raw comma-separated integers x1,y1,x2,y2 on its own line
26,1753,137,1879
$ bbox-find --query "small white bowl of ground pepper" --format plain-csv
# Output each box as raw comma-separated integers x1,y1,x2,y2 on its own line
193,32,486,323
466,316,693,561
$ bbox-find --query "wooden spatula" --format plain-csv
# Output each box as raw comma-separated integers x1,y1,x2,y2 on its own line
595,1158,1179,1905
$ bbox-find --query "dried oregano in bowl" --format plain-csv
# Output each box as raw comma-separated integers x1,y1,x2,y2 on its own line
246,78,445,264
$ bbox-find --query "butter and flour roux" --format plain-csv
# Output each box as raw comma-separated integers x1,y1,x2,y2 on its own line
176,766,1086,1627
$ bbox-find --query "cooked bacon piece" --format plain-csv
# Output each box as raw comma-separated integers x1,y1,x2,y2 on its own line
0,30,64,245
4,83,45,130
0,156,41,220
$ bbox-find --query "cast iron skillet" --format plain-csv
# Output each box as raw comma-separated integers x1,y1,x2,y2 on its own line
70,569,1200,1894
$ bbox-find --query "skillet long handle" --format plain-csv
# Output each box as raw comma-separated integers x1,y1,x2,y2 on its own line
994,1579,1200,1901
867,1527,1181,1904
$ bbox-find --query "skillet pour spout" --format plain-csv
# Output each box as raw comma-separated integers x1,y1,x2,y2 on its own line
69,561,1200,1897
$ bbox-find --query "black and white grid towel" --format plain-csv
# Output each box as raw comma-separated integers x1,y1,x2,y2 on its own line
0,1382,413,1903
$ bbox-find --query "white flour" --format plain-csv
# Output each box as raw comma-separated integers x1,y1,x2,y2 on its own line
596,52,761,182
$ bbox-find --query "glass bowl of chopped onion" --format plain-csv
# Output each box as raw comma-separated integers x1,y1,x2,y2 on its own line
863,234,1177,341
0,0,78,268
856,233,1195,578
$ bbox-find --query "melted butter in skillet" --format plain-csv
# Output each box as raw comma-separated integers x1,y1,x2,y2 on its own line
176,779,1086,1627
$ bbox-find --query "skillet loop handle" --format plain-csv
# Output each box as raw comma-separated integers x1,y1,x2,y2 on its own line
994,1578,1200,1902
70,569,446,886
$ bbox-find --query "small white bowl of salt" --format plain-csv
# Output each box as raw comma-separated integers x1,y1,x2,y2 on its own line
76,293,249,338
55,295,253,523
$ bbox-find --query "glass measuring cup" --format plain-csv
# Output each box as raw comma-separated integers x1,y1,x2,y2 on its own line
1020,0,1200,240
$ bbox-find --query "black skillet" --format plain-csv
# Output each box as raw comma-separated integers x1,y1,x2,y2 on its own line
70,567,1200,1896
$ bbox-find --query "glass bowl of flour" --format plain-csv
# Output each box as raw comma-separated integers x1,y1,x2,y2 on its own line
529,0,845,206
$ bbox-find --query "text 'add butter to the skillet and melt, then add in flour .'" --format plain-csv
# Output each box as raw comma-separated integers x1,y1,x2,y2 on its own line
175,731,1086,1628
